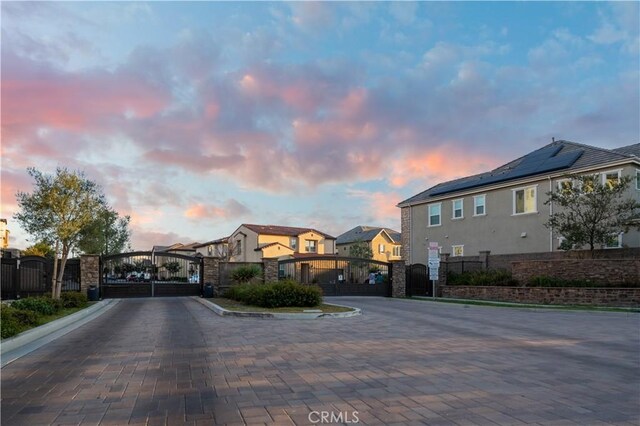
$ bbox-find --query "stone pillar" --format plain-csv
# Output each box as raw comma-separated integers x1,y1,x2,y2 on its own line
479,250,491,270
391,260,406,298
80,255,100,293
401,207,411,265
203,256,221,296
263,258,279,283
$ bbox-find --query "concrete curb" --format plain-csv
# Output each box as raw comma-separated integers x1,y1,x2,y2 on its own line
409,296,640,312
192,297,361,319
1,299,120,368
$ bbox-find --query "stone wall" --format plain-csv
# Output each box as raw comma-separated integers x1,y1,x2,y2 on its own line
440,286,640,307
511,259,640,285
80,255,100,293
391,261,406,298
401,207,411,265
202,257,221,296
263,258,279,283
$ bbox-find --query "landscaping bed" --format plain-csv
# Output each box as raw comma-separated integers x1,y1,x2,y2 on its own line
211,297,353,313
1,293,91,339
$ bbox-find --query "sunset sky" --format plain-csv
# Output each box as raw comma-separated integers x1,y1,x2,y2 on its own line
2,1,639,250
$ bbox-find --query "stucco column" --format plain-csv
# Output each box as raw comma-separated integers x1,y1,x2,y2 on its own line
263,258,279,283
391,260,406,298
203,256,221,296
479,250,491,270
80,255,100,293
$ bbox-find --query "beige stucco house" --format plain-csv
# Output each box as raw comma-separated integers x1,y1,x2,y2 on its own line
398,140,640,262
194,237,229,258
228,224,336,262
336,226,402,262
0,219,9,249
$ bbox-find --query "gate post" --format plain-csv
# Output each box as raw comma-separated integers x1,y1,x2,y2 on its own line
203,256,221,296
479,250,491,270
263,258,279,283
80,255,100,295
391,261,406,298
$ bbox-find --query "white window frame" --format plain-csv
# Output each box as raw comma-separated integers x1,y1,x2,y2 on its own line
235,239,242,255
473,194,486,217
305,240,317,253
512,185,538,215
428,203,442,227
451,245,464,257
452,199,464,219
601,169,622,189
392,246,401,257
604,233,623,249
290,237,297,250
556,178,574,193
378,243,385,253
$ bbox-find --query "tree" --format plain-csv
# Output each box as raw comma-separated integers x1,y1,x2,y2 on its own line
544,173,640,255
15,167,107,299
77,207,131,256
163,261,181,277
22,241,56,259
349,240,374,259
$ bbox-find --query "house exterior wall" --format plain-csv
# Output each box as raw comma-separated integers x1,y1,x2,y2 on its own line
405,164,640,259
260,244,294,258
229,226,260,263
0,219,9,249
323,239,336,255
337,235,401,262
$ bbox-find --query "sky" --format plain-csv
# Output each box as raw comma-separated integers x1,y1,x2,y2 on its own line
1,1,639,250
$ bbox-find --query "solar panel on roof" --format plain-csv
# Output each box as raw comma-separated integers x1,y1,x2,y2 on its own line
430,147,583,196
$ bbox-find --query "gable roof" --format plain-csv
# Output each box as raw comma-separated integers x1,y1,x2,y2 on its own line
241,224,336,239
336,226,401,245
192,237,229,249
398,140,640,207
254,242,294,252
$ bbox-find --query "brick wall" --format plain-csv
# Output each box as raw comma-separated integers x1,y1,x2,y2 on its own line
488,248,640,271
440,286,640,307
401,207,411,265
511,259,640,285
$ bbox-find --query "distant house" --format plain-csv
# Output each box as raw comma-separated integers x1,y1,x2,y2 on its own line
194,237,230,258
398,140,640,262
152,242,200,256
0,219,9,249
228,224,336,262
336,226,402,262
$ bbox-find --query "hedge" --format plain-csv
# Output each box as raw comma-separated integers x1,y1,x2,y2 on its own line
224,280,322,308
447,269,519,286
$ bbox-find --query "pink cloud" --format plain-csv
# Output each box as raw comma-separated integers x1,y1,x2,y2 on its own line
184,200,250,220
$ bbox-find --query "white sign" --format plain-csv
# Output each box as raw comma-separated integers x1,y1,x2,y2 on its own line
428,259,440,268
429,269,439,280
429,241,439,249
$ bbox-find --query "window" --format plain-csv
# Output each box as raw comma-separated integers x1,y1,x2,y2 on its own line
452,245,464,257
604,233,622,249
473,195,486,216
557,179,574,195
637,170,640,190
393,246,401,257
603,171,621,189
378,243,385,253
513,186,537,214
235,240,242,255
452,199,463,219
290,237,297,250
582,175,598,193
428,203,441,226
305,240,317,253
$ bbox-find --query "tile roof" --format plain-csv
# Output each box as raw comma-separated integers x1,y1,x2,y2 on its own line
192,237,229,249
398,140,640,206
242,224,336,239
336,226,401,244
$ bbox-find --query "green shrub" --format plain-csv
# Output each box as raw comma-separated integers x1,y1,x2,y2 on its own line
224,280,322,308
447,269,519,286
61,292,88,308
11,296,63,315
230,264,263,284
1,306,39,338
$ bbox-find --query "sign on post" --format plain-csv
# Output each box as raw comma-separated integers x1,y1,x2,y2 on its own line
427,242,440,297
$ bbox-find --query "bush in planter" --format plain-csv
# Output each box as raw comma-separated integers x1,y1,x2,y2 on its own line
11,296,63,315
61,292,88,308
447,269,518,286
230,265,263,284
1,306,39,338
224,280,322,308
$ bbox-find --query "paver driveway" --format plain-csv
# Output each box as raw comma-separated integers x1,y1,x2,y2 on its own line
1,297,638,425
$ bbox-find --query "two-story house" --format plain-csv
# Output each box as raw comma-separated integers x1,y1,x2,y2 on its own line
336,226,402,262
398,140,640,262
194,237,230,258
228,224,336,262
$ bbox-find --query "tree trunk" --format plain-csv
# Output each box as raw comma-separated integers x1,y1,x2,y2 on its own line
51,240,60,298
55,245,70,299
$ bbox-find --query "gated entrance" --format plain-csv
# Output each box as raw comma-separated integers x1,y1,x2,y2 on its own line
100,251,203,298
406,263,432,297
278,256,392,297
1,256,81,300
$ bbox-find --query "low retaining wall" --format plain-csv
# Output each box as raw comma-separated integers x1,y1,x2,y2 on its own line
440,286,640,307
512,259,640,285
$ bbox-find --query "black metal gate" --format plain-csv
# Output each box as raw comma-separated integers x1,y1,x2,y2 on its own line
278,256,392,297
1,256,81,300
100,251,203,298
406,263,432,297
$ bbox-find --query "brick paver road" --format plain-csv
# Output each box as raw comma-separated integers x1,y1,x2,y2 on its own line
1,297,639,425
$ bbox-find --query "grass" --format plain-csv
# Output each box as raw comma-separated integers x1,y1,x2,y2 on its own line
211,298,354,313
409,296,640,313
